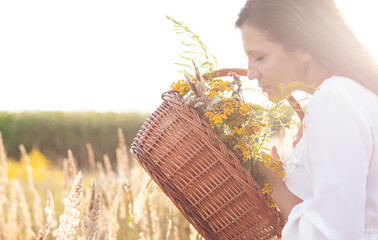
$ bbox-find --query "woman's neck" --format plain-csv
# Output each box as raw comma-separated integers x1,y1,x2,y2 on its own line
299,60,332,95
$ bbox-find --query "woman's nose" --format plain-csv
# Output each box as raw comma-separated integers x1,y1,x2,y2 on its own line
247,68,261,80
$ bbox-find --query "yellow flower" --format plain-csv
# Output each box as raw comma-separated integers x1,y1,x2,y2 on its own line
221,98,240,116
263,154,284,174
209,79,232,94
236,128,245,135
239,103,252,115
244,122,260,135
262,183,273,195
264,154,273,161
209,91,218,98
278,171,286,178
204,111,214,118
264,195,276,208
171,79,190,96
233,141,251,162
205,111,227,126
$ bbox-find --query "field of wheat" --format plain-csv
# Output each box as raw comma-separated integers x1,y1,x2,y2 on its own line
0,119,297,240
0,128,206,240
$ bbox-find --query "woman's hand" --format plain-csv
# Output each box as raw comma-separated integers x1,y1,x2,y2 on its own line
263,146,303,221
260,146,285,185
292,124,304,148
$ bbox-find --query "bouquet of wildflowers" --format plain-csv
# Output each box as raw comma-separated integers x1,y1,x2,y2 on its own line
168,16,293,207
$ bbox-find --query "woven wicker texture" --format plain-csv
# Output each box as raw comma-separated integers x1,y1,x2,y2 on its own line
131,69,298,239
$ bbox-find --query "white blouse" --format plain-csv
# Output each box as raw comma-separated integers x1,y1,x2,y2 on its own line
282,76,378,240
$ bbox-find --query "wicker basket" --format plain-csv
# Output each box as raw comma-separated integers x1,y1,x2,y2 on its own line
131,69,302,239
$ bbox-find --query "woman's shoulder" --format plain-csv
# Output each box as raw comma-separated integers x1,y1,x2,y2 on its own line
314,75,376,99
305,75,378,127
307,76,352,110
309,75,376,108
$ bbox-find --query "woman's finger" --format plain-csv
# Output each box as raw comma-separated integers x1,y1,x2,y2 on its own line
271,146,281,160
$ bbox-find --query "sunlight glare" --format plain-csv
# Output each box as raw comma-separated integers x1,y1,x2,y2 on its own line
334,1,378,63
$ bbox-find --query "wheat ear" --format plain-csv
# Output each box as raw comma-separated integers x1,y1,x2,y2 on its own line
97,228,108,240
103,154,114,183
14,180,35,240
107,194,119,240
19,144,33,185
62,158,70,198
19,144,44,231
96,161,106,183
103,154,115,202
116,129,130,221
117,128,129,178
57,172,83,240
6,180,18,240
148,196,161,239
83,180,101,240
68,149,78,180
86,143,96,171
133,179,152,223
36,223,51,240
45,189,58,237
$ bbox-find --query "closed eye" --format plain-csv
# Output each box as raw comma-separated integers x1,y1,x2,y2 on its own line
255,56,264,62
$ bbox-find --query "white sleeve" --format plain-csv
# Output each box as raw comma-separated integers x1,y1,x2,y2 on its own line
282,87,373,239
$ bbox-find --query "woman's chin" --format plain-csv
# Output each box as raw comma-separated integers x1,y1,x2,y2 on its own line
266,89,291,103
265,90,283,103
267,95,281,103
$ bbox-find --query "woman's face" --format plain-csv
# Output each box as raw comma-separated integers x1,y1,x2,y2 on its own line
241,24,310,102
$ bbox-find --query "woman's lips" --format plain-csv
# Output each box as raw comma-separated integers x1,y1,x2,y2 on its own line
260,86,270,92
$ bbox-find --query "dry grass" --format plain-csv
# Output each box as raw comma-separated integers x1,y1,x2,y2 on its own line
0,129,200,240
0,124,294,239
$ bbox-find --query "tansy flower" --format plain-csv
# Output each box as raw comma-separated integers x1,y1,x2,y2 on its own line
205,112,227,126
278,171,286,178
264,196,276,208
264,154,273,161
171,80,190,96
233,141,251,162
239,103,252,115
209,91,219,98
262,183,273,195
244,122,260,135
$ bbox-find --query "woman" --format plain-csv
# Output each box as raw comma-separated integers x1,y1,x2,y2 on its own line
236,0,378,239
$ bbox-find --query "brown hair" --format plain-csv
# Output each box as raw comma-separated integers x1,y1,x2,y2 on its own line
236,0,378,95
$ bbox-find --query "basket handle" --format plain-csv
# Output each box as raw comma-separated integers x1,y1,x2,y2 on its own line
202,68,305,122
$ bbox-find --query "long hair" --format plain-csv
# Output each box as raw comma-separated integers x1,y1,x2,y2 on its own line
236,0,378,95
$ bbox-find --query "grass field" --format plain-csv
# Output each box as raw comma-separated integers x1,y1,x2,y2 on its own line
0,129,204,240
0,123,295,239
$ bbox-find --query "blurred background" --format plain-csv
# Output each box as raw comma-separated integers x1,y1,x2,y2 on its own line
0,0,249,165
0,0,377,164
0,1,378,239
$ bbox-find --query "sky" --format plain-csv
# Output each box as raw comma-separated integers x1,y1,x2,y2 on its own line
1,0,378,113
